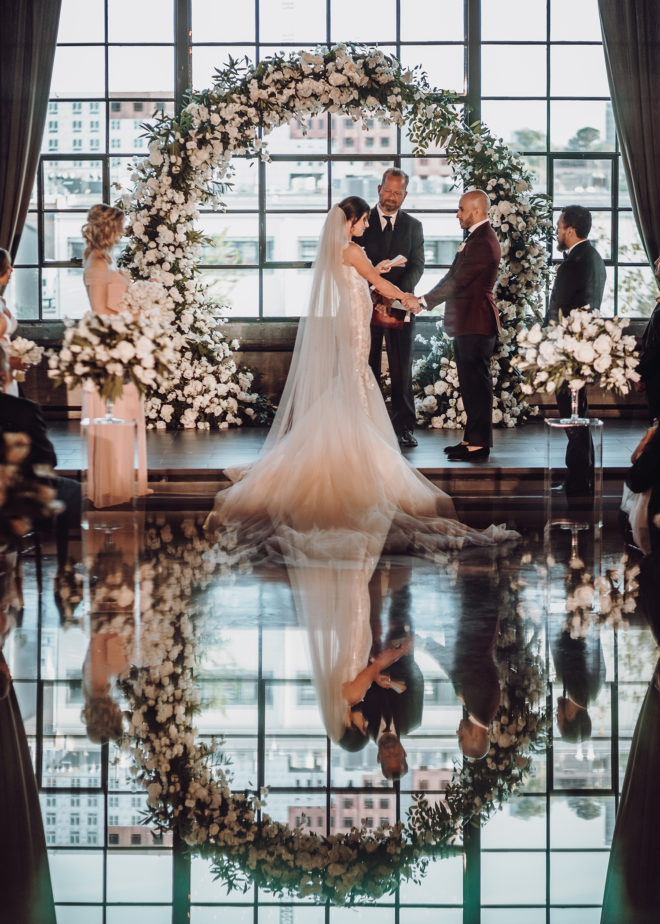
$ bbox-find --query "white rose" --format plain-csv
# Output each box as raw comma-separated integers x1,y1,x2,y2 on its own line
574,342,596,364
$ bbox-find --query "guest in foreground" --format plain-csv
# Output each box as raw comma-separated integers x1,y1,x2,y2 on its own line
620,420,660,554
0,342,80,567
637,256,660,423
404,189,501,463
546,205,606,497
355,168,425,448
82,204,148,506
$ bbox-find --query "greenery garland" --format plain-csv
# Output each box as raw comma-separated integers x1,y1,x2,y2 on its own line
118,518,547,903
117,43,550,430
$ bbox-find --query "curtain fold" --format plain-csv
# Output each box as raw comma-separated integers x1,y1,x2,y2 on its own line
0,0,61,260
598,0,660,278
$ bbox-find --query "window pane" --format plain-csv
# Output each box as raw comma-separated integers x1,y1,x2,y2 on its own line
551,795,613,848
483,45,547,97
200,267,259,317
108,47,174,95
550,100,615,151
42,267,89,320
9,267,39,320
199,214,261,265
109,99,174,153
191,46,256,92
523,155,548,192
618,212,649,260
401,164,459,212
482,851,546,904
51,46,106,98
265,162,328,209
481,100,548,151
58,0,105,42
108,0,174,42
106,854,172,902
331,0,396,43
481,796,547,849
269,115,328,156
551,46,609,97
553,158,612,207
259,0,325,43
49,851,104,902
551,208,611,261
192,0,255,42
43,160,104,209
42,103,107,155
43,213,89,262
331,116,396,156
618,265,658,319
401,0,463,42
218,158,260,209
262,267,315,317
15,215,38,265
550,851,609,904
482,0,547,40
551,0,602,41
400,45,465,95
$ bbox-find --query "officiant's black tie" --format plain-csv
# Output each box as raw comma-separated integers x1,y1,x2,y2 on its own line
383,215,393,255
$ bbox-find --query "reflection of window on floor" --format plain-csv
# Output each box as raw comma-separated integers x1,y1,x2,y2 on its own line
108,833,119,845
70,833,80,844
296,681,317,705
365,816,374,827
343,798,353,808
88,833,97,845
65,676,83,705
379,816,389,825
364,797,374,808
379,797,389,809
109,795,119,808
152,832,164,845
47,796,56,807
71,814,80,825
109,815,119,826
46,813,56,825
131,834,142,845
343,817,352,827
88,814,98,826
47,833,56,845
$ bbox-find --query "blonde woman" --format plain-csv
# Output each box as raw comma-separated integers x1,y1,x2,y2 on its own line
82,204,148,505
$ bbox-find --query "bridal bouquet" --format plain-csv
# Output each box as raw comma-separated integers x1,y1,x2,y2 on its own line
513,308,640,396
48,283,179,403
7,337,44,381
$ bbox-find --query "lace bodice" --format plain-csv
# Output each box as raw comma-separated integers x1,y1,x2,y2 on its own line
342,263,376,411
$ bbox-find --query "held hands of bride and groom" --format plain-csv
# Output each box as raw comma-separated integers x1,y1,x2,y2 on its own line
370,255,423,318
341,638,413,717
344,211,421,310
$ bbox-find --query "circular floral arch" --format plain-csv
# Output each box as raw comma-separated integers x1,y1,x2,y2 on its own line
118,43,551,430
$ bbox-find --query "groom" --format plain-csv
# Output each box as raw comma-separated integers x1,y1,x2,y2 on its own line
355,168,425,448
405,189,501,462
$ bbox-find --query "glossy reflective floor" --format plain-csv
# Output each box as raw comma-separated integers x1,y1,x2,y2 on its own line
1,494,658,923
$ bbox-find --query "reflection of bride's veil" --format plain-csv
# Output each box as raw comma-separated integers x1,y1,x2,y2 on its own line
280,518,390,743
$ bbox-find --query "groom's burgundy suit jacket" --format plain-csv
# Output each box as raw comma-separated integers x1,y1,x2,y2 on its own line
422,222,501,337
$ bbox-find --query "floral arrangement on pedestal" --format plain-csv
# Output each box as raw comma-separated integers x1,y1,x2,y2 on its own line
47,283,179,406
7,337,44,383
513,308,640,415
561,552,641,639
114,518,547,904
118,43,550,430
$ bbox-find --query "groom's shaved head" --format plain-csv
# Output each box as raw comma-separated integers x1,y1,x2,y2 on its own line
461,189,490,217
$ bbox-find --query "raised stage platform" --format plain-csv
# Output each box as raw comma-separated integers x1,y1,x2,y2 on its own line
49,417,646,502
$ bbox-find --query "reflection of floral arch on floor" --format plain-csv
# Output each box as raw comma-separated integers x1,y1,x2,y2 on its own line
118,43,551,430
119,520,547,904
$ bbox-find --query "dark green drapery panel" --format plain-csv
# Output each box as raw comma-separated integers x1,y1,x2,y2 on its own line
598,0,660,281
0,0,61,260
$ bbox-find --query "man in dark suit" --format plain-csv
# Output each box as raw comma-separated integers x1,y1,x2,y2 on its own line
356,570,423,780
546,205,606,496
0,343,80,564
405,189,501,462
355,167,425,448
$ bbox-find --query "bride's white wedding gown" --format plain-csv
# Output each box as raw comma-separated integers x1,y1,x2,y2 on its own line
206,262,515,552
206,207,516,744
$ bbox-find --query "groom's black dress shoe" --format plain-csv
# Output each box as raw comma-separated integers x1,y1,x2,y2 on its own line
447,445,490,462
398,430,418,448
444,441,468,454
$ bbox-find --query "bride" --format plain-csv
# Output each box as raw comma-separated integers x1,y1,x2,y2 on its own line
206,195,515,551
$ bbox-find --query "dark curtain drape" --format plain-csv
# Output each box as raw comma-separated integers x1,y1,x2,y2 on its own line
598,0,660,278
0,0,61,260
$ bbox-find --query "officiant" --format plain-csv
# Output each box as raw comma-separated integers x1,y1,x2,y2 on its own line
355,168,425,448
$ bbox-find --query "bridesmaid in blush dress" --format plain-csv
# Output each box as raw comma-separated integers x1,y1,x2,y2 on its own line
82,204,148,506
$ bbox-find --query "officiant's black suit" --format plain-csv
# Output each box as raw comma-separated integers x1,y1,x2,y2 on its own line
355,207,425,436
545,239,606,495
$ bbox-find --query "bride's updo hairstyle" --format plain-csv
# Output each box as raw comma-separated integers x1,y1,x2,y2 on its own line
82,203,125,259
338,195,370,230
